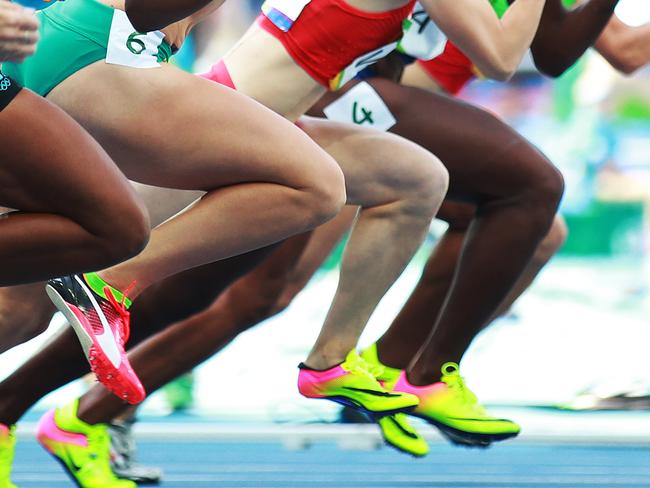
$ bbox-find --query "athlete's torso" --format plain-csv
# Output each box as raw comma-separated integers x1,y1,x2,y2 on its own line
223,0,414,121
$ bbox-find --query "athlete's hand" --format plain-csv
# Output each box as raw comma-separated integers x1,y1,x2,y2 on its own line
0,0,39,63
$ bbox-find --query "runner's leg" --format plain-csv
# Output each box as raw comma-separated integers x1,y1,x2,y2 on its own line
0,90,149,285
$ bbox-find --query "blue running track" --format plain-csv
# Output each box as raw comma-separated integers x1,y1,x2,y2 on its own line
13,438,650,487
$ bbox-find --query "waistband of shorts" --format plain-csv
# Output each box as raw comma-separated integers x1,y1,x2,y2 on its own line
41,0,172,60
41,0,115,46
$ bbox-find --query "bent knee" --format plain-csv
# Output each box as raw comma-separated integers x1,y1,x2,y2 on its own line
535,215,567,261
302,162,347,228
437,201,476,230
99,201,151,264
267,289,296,317
400,150,449,216
533,164,565,209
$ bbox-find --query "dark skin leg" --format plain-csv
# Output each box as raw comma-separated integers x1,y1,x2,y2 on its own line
0,283,56,353
376,211,567,371
314,78,563,384
0,90,150,286
489,214,567,320
375,202,473,369
0,246,274,426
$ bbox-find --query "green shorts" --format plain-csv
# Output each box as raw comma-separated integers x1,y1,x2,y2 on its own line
2,0,173,96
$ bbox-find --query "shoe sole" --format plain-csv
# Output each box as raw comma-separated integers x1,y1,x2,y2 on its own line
46,284,94,358
437,426,492,449
369,413,429,458
323,395,417,417
46,284,144,405
415,413,519,445
38,445,83,488
380,435,428,458
114,473,162,485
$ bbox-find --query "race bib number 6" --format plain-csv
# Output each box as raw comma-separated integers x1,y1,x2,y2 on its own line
106,10,165,69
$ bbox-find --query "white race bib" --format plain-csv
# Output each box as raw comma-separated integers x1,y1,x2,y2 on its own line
398,2,446,61
106,10,165,69
261,0,311,32
323,81,396,132
330,42,398,91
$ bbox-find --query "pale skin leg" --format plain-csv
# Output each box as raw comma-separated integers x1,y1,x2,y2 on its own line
296,117,448,369
46,62,346,299
115,112,447,373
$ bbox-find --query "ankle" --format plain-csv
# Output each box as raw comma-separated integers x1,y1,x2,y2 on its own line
94,271,142,302
375,339,409,371
0,390,25,426
304,351,346,371
406,366,441,387
76,397,101,426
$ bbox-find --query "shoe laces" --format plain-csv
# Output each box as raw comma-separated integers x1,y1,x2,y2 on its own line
347,354,385,384
103,281,135,344
440,362,484,413
84,426,117,478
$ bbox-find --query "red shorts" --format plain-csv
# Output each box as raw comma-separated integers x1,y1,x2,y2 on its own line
258,0,414,89
416,41,475,95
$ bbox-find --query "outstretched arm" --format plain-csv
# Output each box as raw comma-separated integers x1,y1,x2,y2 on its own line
595,15,650,74
420,0,546,81
530,0,619,77
125,0,223,33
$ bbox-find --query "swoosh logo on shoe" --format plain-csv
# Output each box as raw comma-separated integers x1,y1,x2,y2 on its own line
63,446,83,474
74,275,122,369
342,387,402,397
384,416,419,439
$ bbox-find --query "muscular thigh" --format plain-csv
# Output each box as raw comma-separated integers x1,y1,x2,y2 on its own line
47,62,336,191
297,115,440,207
0,89,137,227
311,78,554,202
